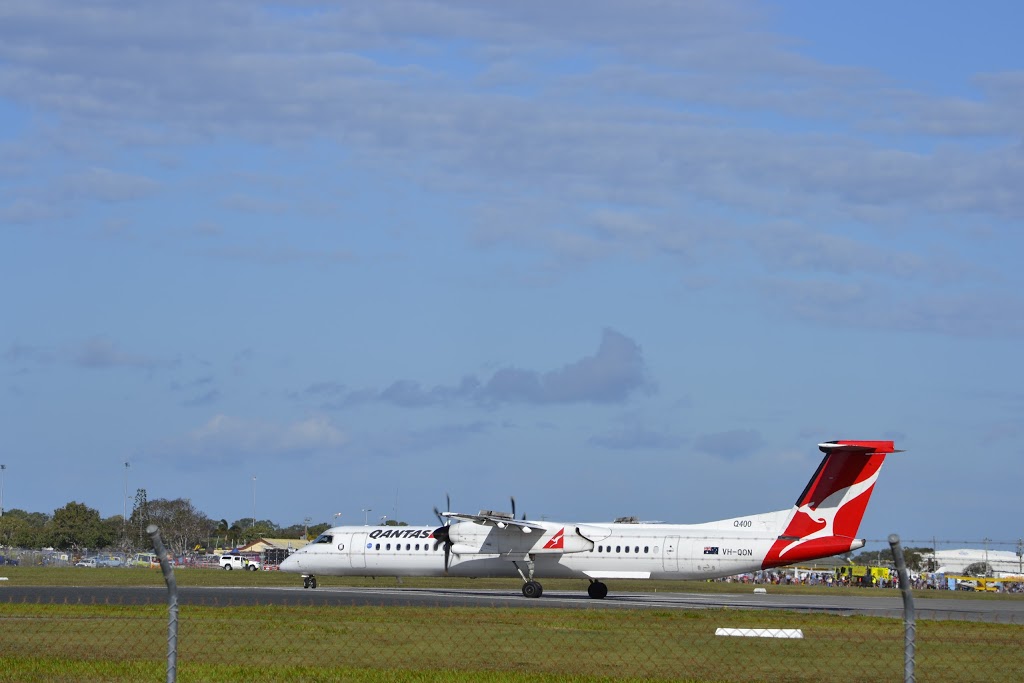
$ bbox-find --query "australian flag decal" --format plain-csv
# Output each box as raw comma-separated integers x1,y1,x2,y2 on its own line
703,546,719,555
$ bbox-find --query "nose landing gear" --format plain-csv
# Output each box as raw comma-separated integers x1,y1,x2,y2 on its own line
302,575,318,589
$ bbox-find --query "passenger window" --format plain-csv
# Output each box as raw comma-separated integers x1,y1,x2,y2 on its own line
386,543,391,550
644,546,649,553
635,546,639,554
415,544,420,551
624,545,630,553
616,546,621,553
406,544,411,551
375,543,380,550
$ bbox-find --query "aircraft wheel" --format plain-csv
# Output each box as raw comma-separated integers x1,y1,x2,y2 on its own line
302,576,310,589
310,577,318,589
522,580,543,598
587,581,608,599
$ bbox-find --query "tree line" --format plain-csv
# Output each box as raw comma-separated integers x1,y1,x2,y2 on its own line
0,491,334,558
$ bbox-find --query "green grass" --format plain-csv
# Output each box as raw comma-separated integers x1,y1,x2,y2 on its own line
2,566,1022,681
0,602,1021,682
0,600,1022,682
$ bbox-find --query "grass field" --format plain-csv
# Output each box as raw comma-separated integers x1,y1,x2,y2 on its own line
1,567,1022,681
3,565,1022,601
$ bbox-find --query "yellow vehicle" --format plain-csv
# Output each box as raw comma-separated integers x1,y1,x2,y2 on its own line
132,553,159,568
835,565,891,585
950,576,1002,592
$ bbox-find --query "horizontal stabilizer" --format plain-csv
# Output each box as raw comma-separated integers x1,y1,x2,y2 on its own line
818,440,902,454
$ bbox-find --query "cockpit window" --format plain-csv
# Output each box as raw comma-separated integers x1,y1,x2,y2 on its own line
312,534,333,544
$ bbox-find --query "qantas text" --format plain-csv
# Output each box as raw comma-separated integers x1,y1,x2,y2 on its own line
368,529,433,540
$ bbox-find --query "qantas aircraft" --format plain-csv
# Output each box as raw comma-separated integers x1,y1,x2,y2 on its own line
279,439,899,598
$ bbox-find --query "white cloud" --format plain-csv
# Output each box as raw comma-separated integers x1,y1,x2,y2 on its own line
184,414,348,459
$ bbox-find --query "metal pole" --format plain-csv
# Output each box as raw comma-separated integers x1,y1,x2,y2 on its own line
148,525,178,683
251,475,256,527
122,462,130,536
1,464,6,517
889,533,916,683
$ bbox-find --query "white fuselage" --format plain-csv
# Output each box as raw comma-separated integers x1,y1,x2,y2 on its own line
278,508,830,582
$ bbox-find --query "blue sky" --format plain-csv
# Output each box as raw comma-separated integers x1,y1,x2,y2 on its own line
2,1,1022,551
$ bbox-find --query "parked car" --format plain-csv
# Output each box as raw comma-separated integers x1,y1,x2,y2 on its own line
219,554,260,571
132,552,159,568
75,558,97,568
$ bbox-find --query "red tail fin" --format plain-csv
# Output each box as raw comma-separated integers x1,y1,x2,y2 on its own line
762,440,898,568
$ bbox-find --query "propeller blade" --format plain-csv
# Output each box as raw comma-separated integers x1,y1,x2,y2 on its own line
510,496,516,520
431,524,449,548
432,494,454,574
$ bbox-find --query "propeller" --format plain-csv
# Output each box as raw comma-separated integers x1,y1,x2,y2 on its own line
432,493,453,574
511,496,526,521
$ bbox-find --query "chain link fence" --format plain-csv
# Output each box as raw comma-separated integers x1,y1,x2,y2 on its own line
1,532,1021,682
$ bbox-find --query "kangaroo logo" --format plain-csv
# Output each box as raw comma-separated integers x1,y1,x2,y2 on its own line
777,467,880,558
542,528,565,550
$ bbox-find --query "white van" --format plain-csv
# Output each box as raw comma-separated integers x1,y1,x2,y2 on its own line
219,554,260,571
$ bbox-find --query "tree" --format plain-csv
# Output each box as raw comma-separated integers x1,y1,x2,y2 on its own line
229,518,278,545
128,488,149,549
0,509,49,548
277,523,306,539
963,562,992,577
146,498,215,557
46,502,113,551
307,523,330,539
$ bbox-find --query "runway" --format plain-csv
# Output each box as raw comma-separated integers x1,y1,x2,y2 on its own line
1,584,1021,622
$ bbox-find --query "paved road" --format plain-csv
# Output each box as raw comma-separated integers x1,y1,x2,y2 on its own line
2,584,1021,622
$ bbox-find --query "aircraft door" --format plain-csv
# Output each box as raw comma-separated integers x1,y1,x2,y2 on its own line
663,536,680,572
350,533,367,568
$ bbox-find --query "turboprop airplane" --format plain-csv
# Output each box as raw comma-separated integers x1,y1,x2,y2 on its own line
279,439,899,598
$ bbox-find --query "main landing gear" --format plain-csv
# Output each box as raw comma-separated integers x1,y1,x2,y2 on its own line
512,557,609,599
522,580,543,598
513,558,544,598
302,575,318,589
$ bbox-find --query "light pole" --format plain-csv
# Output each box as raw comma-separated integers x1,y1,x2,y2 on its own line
122,462,130,528
251,475,257,528
1,464,6,517
361,508,371,526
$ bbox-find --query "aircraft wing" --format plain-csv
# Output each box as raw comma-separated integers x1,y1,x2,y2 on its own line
441,511,545,533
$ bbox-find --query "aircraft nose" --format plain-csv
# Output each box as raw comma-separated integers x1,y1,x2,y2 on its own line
279,554,300,572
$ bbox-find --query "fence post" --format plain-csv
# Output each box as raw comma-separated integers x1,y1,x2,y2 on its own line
888,533,916,683
147,524,178,683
